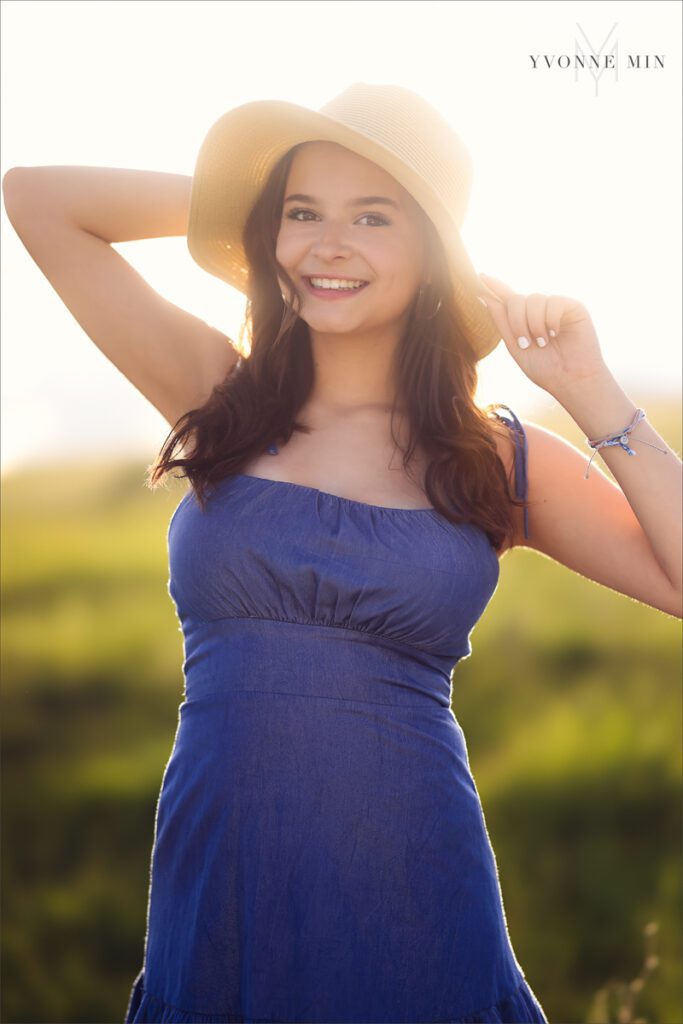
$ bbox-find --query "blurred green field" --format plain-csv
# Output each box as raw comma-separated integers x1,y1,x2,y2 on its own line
1,397,681,1024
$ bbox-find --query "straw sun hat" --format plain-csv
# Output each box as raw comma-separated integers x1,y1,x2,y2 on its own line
186,82,502,360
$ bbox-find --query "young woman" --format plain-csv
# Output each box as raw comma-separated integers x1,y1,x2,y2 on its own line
4,83,681,1024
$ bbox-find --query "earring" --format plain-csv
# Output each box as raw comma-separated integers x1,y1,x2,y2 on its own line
417,282,442,320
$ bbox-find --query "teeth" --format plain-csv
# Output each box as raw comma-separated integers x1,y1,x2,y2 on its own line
309,277,367,290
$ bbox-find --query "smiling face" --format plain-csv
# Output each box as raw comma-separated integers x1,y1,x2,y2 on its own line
275,140,429,342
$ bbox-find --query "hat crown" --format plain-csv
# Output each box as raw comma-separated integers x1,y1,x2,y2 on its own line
317,83,473,227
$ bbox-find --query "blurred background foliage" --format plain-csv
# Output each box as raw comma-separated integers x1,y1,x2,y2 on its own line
1,397,681,1023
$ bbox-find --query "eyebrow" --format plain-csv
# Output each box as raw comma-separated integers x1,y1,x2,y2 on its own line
283,193,401,210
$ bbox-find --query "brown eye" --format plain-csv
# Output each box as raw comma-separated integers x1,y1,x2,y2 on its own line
357,213,390,227
286,208,316,221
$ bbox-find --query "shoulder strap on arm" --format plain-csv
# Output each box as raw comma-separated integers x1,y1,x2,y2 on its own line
491,404,530,541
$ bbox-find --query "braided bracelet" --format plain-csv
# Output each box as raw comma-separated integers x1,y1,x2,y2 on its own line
584,407,668,479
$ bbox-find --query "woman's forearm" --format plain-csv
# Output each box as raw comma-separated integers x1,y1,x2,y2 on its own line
557,370,683,600
2,166,192,242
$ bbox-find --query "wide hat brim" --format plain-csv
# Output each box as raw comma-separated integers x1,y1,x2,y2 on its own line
187,98,503,360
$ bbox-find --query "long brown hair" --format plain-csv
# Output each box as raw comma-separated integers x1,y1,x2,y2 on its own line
146,142,528,553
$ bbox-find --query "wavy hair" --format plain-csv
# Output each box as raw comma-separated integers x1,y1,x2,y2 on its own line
146,142,528,553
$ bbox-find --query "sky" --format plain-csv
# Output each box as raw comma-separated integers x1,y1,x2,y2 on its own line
1,0,681,477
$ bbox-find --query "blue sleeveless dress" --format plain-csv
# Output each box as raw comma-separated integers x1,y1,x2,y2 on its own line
124,406,547,1023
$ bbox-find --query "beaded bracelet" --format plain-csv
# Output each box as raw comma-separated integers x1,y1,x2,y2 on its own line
584,406,668,479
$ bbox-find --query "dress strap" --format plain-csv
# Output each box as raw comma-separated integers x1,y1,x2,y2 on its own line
491,404,530,541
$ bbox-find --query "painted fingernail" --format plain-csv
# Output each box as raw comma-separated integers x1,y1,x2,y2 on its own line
517,336,530,349
549,329,557,337
536,337,547,347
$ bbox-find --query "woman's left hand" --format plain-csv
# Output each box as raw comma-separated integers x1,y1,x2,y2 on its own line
478,272,612,398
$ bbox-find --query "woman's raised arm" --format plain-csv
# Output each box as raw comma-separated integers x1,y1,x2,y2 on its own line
2,166,239,428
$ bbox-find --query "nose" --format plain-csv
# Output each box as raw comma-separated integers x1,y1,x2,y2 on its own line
308,221,353,261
